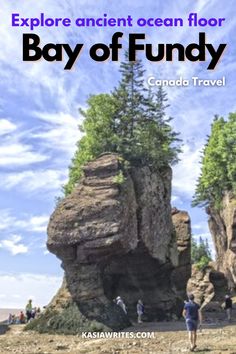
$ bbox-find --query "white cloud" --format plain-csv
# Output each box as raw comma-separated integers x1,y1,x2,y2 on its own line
192,221,209,232
0,142,48,166
0,211,49,233
26,215,49,233
34,111,79,126
0,235,28,255
0,1,93,114
0,118,17,136
31,111,81,155
0,272,62,309
172,143,203,197
0,119,49,168
0,210,16,231
0,169,67,192
194,232,212,239
171,195,183,205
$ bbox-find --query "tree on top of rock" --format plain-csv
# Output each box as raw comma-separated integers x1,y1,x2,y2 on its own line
64,94,117,195
112,52,147,159
64,55,181,195
192,113,236,209
191,236,212,270
141,86,181,167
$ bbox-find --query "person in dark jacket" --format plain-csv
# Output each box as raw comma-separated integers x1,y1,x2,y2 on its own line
25,299,33,322
224,295,233,322
183,294,202,352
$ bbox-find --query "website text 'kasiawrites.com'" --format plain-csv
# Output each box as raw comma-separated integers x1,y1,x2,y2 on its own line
82,331,155,339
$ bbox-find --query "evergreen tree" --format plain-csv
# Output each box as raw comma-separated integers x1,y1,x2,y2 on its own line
144,86,181,166
113,55,181,166
193,113,236,209
112,52,147,159
64,56,181,195
191,236,212,270
223,113,236,189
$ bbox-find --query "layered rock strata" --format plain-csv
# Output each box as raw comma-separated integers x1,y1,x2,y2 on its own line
187,265,228,308
42,154,191,331
207,192,236,290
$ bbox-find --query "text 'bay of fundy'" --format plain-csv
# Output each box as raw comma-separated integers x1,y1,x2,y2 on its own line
22,32,227,70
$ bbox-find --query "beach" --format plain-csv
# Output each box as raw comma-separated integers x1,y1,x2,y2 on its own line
0,320,236,353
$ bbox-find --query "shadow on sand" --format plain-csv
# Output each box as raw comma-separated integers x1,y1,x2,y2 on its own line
124,319,236,333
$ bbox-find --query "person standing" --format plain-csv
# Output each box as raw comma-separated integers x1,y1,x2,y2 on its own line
224,295,233,322
19,311,25,324
182,294,202,352
25,299,33,322
137,299,144,323
8,313,13,324
116,296,127,314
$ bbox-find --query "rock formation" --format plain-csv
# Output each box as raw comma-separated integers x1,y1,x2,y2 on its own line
0,324,8,335
187,264,228,308
33,154,191,333
171,209,191,299
207,192,236,290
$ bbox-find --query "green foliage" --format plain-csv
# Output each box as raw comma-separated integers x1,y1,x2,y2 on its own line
113,170,125,185
192,113,236,209
135,86,181,167
64,55,181,195
195,256,211,271
118,156,130,171
64,94,118,195
191,236,212,270
25,302,108,334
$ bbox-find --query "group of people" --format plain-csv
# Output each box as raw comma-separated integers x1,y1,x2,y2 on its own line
6,294,233,352
115,293,233,352
25,299,41,322
8,311,26,325
8,299,41,325
115,296,144,323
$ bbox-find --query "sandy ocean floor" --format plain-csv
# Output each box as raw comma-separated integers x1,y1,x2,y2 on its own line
0,320,236,354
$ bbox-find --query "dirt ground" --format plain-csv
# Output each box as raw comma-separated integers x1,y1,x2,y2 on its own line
0,320,236,354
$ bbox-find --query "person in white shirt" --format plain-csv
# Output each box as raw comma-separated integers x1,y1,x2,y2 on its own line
116,296,127,314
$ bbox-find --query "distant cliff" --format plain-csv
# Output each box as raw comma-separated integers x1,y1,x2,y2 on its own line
207,192,236,290
29,154,191,333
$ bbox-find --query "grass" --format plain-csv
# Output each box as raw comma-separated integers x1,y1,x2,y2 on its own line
25,301,109,335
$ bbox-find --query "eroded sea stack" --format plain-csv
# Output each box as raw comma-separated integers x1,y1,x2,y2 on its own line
187,264,228,309
31,154,191,333
207,192,236,290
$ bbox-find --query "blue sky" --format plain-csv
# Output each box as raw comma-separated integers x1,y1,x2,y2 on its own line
0,0,235,308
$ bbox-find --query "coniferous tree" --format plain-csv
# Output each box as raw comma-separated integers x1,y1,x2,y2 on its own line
136,85,181,167
113,55,181,166
64,56,181,195
193,113,236,209
223,113,236,189
112,52,147,159
191,236,212,270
